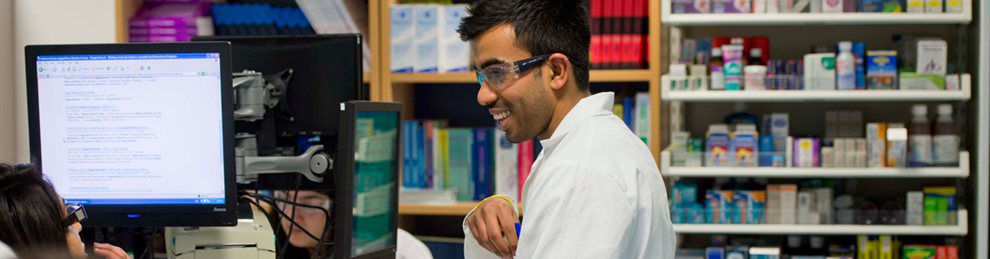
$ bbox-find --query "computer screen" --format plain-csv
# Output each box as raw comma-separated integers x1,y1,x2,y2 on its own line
333,101,400,259
26,43,237,226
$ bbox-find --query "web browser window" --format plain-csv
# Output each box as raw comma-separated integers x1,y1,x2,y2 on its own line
36,53,226,205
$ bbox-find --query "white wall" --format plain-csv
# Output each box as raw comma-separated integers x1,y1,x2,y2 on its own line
0,0,14,162
12,0,117,162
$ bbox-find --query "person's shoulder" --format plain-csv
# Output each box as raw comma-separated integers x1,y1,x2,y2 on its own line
568,115,651,161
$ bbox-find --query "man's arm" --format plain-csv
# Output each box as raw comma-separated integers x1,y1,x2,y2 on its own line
462,195,519,258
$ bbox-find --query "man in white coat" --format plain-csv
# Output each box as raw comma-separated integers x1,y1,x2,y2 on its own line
456,1,676,258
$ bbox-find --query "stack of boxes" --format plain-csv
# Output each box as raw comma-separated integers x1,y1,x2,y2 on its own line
390,4,470,73
129,1,213,42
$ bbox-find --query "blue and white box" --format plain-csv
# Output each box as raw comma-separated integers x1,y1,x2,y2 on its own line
390,5,415,72
413,5,441,73
439,5,470,73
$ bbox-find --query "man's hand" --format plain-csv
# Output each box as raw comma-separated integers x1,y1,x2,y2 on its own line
466,197,519,257
92,243,130,259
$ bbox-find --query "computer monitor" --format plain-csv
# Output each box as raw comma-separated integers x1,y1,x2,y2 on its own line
333,101,401,259
25,42,238,226
193,34,366,139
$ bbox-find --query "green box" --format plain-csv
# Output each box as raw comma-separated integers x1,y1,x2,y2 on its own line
902,245,935,259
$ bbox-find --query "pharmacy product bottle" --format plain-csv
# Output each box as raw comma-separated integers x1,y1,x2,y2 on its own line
908,104,934,167
933,104,960,166
749,48,764,66
710,48,725,90
836,41,855,90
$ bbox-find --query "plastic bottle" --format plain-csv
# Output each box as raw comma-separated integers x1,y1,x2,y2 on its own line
933,104,960,166
836,41,855,90
908,104,934,167
710,48,725,90
749,48,764,66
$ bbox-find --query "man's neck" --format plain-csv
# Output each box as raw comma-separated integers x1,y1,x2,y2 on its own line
538,89,590,140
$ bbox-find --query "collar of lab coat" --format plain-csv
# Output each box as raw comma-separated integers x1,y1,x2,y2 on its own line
539,92,615,154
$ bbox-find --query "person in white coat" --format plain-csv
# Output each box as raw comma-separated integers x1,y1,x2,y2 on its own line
455,1,677,258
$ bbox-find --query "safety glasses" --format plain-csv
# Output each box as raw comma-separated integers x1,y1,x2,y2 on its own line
475,54,551,90
63,203,87,228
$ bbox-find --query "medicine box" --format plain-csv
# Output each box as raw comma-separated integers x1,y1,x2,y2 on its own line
390,5,415,72
916,39,947,75
866,50,898,89
439,5,470,73
412,5,441,73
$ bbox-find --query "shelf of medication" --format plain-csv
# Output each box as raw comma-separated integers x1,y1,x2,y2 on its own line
661,0,972,26
660,150,969,178
390,69,655,84
672,210,968,236
661,74,971,102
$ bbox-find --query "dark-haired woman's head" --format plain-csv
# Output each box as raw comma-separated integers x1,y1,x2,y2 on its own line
0,163,84,258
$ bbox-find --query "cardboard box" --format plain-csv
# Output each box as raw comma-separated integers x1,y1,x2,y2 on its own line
917,39,947,75
866,123,888,167
390,5,415,72
412,5,441,73
886,126,908,167
866,50,898,89
907,0,925,12
439,5,470,73
804,53,837,90
903,245,936,259
925,0,943,12
907,191,925,225
779,184,798,224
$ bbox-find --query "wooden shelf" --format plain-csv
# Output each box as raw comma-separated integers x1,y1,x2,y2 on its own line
660,151,971,178
390,69,655,84
661,0,972,26
674,210,968,236
399,202,477,216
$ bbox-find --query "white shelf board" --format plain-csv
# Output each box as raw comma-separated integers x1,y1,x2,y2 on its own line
673,210,968,236
660,151,970,178
661,74,971,102
661,0,972,26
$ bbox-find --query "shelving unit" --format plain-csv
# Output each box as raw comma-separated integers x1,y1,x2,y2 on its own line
661,0,973,26
399,202,477,216
660,0,986,256
391,69,657,84
660,151,970,178
661,75,972,102
379,0,663,157
673,210,969,236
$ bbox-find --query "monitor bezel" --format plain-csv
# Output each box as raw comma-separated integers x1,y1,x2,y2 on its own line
333,101,401,259
25,42,238,227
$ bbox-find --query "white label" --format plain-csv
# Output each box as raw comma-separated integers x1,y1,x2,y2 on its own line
909,135,934,165
933,135,960,164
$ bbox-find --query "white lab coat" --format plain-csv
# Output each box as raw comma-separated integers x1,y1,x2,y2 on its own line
463,92,676,258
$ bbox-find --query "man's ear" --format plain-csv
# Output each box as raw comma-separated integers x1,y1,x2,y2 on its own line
547,53,570,90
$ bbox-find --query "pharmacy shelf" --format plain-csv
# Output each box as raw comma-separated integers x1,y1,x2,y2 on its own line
399,202,475,216
399,202,476,216
661,75,972,102
660,151,970,178
398,202,525,216
391,69,655,84
661,0,973,26
673,210,968,236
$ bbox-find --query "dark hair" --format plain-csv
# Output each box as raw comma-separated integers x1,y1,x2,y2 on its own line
458,0,592,91
0,163,72,258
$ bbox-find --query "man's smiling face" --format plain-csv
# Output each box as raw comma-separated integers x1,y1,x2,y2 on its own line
473,24,554,143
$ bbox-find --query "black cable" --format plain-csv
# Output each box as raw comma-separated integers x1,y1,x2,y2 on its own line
276,187,300,259
240,192,324,241
245,191,335,258
137,227,158,259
